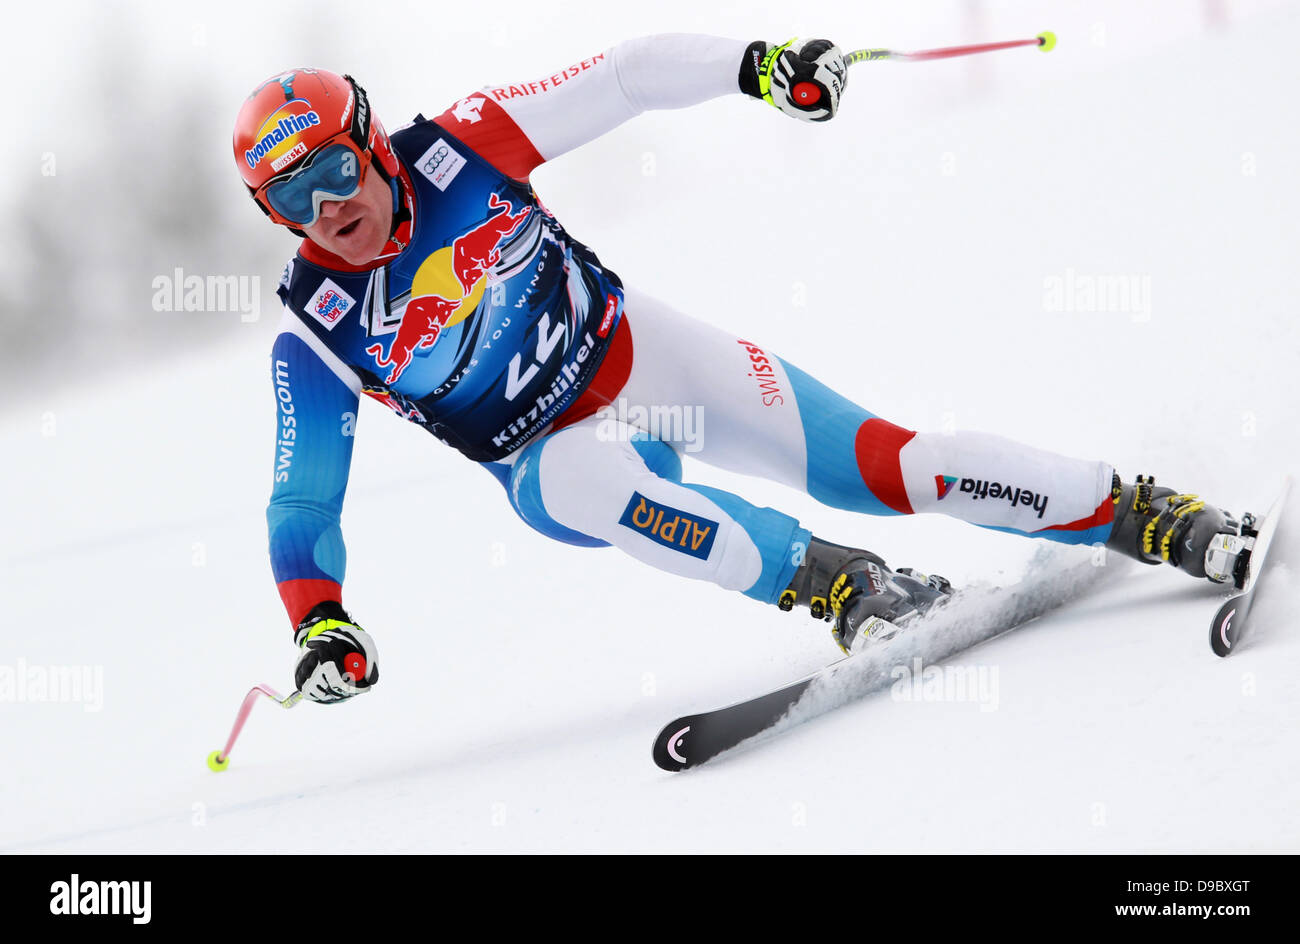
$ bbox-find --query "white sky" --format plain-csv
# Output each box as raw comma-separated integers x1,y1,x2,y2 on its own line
6,0,1293,193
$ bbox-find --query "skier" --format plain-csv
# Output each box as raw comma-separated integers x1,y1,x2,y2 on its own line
233,35,1250,704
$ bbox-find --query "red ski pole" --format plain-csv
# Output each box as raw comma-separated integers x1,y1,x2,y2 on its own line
845,30,1056,65
207,683,303,771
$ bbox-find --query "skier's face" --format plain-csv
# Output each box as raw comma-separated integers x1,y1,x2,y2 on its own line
303,165,394,265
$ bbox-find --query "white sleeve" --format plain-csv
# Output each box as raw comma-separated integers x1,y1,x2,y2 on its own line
478,33,749,162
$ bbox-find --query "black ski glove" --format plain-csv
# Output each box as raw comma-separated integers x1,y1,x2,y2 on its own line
739,38,848,122
293,601,379,704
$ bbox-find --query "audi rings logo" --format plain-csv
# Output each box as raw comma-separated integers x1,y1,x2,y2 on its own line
415,137,467,191
422,145,449,176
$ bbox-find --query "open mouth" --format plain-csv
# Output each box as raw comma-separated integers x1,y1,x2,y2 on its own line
336,217,362,238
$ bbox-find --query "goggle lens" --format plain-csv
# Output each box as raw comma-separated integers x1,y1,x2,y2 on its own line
263,143,365,226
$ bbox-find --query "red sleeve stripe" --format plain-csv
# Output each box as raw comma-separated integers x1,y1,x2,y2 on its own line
854,418,919,515
433,96,546,182
278,578,344,628
1036,494,1116,535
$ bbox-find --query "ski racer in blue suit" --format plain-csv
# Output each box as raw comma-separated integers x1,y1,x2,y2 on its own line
233,36,1247,704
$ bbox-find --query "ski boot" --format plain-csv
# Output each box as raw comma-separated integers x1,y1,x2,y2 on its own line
1106,473,1253,587
778,537,954,654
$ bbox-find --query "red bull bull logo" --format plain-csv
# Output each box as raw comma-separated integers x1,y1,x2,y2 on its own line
449,192,531,294
365,294,458,384
363,386,426,423
365,192,531,385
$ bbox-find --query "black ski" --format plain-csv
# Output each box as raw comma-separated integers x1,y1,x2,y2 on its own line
1209,477,1292,657
652,550,1114,771
653,667,829,772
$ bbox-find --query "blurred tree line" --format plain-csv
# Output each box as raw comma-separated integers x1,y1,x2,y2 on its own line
0,29,292,390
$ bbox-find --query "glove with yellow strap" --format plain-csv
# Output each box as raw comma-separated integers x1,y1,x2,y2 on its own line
293,601,379,704
739,38,848,122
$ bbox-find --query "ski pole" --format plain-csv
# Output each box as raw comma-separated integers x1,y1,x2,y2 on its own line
207,683,303,771
845,31,1056,65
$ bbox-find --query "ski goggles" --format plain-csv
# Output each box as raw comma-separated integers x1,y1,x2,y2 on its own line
256,136,370,227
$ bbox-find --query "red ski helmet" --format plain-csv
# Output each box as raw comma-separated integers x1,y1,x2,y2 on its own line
233,68,400,231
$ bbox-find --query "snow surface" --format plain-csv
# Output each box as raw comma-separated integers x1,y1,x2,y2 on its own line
3,5,1299,852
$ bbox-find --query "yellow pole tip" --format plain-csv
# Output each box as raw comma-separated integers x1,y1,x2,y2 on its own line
207,750,230,772
1037,31,1057,53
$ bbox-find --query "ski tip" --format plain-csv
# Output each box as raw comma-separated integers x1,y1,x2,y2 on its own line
1208,476,1291,657
1209,603,1238,657
652,718,696,772
1037,31,1057,52
206,749,230,773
